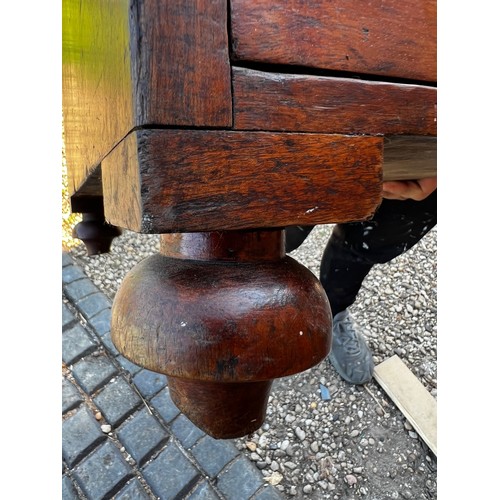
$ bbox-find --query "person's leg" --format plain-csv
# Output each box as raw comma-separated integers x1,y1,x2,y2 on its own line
322,190,437,384
285,226,315,253
321,190,437,316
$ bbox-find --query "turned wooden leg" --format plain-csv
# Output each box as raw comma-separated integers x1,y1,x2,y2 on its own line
111,229,332,438
72,210,122,256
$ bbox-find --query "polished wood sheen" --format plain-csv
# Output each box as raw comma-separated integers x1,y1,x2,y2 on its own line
160,230,286,262
101,129,383,233
168,378,274,438
230,0,436,82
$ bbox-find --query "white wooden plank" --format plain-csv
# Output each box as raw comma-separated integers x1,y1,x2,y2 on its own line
373,355,437,455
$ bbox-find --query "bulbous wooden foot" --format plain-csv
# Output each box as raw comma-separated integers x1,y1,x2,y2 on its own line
111,230,332,438
72,212,122,256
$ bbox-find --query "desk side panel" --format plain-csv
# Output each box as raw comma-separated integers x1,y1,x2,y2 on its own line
62,0,134,196
63,0,233,200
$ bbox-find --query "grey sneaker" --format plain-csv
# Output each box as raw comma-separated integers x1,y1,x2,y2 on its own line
328,310,374,384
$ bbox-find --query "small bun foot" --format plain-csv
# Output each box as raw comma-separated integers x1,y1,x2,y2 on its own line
72,213,122,256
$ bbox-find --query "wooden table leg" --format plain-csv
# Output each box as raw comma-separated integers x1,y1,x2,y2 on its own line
111,229,332,438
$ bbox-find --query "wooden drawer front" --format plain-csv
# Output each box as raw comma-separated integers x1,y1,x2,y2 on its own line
233,67,436,136
230,0,436,82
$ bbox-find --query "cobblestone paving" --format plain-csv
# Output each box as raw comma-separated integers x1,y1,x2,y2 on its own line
62,251,284,500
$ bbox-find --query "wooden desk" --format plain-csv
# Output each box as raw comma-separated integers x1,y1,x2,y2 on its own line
63,0,436,438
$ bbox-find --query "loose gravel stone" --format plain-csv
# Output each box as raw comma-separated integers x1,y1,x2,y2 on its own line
345,474,357,486
295,427,306,441
246,441,257,452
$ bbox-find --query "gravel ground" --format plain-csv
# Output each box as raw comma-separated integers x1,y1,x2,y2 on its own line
68,224,437,499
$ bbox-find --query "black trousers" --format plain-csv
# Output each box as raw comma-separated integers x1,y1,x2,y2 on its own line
285,190,437,317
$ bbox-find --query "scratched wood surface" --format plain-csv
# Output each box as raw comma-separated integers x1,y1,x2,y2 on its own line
102,129,383,233
230,0,436,82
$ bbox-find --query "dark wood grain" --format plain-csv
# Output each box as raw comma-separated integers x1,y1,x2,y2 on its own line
63,0,232,198
160,230,286,262
66,0,438,440
102,129,383,233
131,0,232,126
233,67,437,136
230,0,436,82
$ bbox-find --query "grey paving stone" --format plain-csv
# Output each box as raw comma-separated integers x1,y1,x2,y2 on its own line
191,435,240,478
93,376,143,427
62,406,105,467
187,480,220,500
73,441,133,499
62,302,76,329
90,308,112,337
64,278,101,303
62,252,74,268
170,414,205,449
142,443,200,499
116,408,169,466
116,355,142,376
100,329,120,356
113,477,150,499
72,354,118,394
133,369,167,399
62,264,86,285
75,292,110,321
253,485,285,499
62,377,83,414
150,387,180,424
62,475,80,500
62,323,98,366
217,456,264,499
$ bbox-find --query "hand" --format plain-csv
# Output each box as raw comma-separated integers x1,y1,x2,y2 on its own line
382,177,437,201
